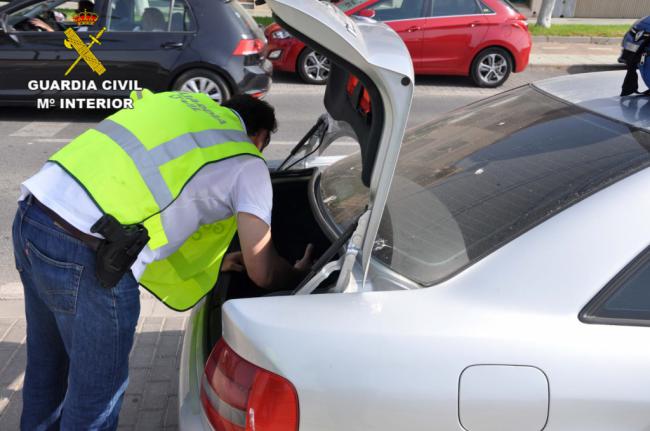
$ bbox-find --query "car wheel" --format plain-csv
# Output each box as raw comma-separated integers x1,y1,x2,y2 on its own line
297,48,331,85
471,48,512,88
172,69,231,103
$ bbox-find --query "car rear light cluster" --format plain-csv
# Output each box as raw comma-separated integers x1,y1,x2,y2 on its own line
346,75,372,115
508,14,528,31
201,339,299,431
233,39,265,56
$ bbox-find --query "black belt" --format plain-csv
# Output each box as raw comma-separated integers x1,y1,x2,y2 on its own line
32,196,103,251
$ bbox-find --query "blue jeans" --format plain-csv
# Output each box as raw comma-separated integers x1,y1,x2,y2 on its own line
12,197,140,430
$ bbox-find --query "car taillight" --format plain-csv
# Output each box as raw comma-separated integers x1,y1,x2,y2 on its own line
233,39,265,56
346,75,359,95
509,18,528,30
201,339,299,431
359,88,371,115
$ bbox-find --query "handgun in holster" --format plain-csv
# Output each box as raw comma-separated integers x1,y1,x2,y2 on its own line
91,214,150,289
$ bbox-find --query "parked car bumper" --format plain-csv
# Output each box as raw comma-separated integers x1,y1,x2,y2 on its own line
225,55,273,98
515,43,531,73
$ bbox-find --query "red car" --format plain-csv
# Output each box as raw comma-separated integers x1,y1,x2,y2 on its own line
265,0,531,87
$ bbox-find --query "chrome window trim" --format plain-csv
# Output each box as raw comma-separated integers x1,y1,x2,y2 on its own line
375,13,495,23
358,0,496,22
426,12,496,18
426,0,493,18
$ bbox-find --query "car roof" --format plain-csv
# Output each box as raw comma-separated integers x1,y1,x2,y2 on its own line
534,70,650,132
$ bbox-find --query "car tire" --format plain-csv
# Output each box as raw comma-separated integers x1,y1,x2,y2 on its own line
470,48,513,88
297,48,331,85
172,69,231,103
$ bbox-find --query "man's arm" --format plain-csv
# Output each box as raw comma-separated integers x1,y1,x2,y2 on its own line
236,212,313,290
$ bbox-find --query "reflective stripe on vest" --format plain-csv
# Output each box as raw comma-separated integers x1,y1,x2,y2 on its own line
94,119,250,209
49,90,265,310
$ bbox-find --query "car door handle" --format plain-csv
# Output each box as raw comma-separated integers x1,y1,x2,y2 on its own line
469,21,483,27
161,42,184,49
406,25,421,33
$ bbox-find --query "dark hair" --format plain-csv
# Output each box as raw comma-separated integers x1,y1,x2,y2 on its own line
222,94,277,136
77,0,94,12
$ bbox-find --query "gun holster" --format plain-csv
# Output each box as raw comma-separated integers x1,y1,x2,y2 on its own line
90,214,150,289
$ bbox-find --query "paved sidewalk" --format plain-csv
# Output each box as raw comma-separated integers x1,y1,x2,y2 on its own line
0,291,189,431
530,41,623,69
527,17,636,26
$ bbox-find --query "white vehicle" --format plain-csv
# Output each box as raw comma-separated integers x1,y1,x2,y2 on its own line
179,0,650,430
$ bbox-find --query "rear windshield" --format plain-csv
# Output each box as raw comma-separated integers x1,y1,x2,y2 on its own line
320,86,650,285
500,0,521,12
226,0,264,39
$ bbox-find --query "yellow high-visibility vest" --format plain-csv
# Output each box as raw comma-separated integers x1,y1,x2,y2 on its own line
49,89,264,311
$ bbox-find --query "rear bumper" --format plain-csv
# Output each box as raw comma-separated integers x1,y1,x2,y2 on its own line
239,59,273,97
512,30,532,73
514,43,531,73
178,300,213,431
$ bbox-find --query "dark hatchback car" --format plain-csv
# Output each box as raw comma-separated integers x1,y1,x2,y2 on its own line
0,0,272,105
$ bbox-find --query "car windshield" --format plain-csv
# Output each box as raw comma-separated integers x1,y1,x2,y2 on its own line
320,86,650,285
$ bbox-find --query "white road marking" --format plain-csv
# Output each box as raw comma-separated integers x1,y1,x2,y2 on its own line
587,46,617,51
10,122,69,137
35,138,70,143
539,46,569,51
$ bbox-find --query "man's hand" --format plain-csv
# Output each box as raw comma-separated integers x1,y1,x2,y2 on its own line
222,252,244,272
29,18,54,31
294,244,314,273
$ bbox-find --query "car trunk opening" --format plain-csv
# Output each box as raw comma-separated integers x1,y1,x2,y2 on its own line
204,168,334,350
199,2,414,424
201,0,414,350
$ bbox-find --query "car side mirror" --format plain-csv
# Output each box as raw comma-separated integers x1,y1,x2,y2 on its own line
358,9,376,18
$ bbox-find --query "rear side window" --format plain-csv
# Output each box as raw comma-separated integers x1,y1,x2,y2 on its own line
171,0,195,31
582,248,650,326
362,0,426,21
107,0,195,32
431,0,482,16
321,87,650,285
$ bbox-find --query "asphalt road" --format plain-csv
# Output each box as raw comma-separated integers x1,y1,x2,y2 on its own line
0,67,565,290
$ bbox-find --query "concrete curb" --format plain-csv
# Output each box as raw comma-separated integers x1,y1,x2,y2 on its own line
528,63,624,73
532,35,622,45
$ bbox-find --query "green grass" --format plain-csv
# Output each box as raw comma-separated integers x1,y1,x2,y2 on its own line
254,16,274,27
529,24,629,38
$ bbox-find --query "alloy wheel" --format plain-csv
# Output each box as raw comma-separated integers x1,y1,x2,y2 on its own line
303,51,331,83
478,53,508,85
179,77,224,103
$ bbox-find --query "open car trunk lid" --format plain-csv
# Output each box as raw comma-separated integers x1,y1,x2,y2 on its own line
267,0,414,282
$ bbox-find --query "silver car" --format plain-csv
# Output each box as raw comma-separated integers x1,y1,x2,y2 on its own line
179,1,650,430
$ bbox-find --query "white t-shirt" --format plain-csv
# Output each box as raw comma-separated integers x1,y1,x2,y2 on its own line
19,156,272,280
